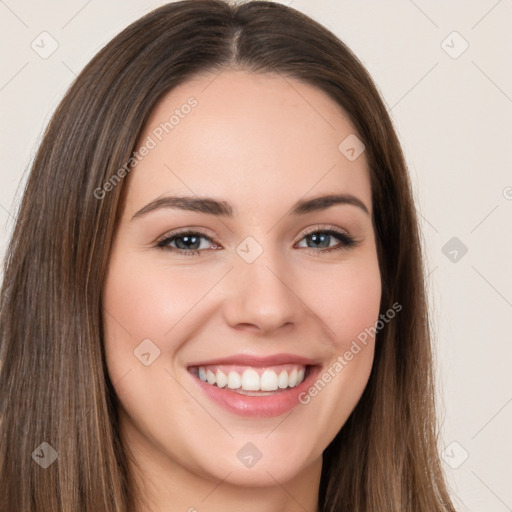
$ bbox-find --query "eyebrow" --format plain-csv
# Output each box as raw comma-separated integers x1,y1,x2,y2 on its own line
131,193,370,220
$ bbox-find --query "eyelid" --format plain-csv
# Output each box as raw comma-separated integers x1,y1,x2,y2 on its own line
153,226,217,246
299,224,351,239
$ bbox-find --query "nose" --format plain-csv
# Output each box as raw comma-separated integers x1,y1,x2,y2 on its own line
222,247,306,335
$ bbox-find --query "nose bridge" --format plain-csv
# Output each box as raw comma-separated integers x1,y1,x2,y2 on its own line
224,237,303,333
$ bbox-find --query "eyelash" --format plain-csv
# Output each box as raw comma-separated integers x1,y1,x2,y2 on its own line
154,226,358,257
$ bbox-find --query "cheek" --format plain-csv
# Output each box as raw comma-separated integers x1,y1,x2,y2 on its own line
102,254,212,342
306,257,382,350
292,255,380,436
101,252,228,392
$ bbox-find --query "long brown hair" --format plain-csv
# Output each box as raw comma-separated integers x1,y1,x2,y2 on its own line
0,1,456,510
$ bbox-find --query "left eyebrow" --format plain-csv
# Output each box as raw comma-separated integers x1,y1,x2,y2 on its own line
131,192,370,221
290,193,370,216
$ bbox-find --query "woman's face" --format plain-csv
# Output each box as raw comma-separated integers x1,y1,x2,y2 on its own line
102,70,381,494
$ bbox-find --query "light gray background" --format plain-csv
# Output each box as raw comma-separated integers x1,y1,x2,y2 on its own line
1,1,511,510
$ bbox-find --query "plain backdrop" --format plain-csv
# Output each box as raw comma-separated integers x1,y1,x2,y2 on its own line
1,1,511,510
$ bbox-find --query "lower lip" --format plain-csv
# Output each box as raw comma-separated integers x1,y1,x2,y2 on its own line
188,366,321,418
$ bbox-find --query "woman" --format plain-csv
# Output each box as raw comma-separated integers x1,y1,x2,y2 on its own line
0,1,457,510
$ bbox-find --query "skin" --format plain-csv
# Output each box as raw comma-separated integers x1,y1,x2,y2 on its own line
102,69,382,512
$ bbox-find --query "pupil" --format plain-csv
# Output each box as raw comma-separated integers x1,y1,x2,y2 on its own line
177,235,199,250
309,233,329,248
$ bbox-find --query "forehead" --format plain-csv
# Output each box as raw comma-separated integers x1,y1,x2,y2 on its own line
122,70,371,218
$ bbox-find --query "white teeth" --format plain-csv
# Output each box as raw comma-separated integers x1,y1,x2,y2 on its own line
206,369,216,385
278,370,288,389
241,368,260,390
288,368,298,387
196,365,307,391
260,369,278,391
216,370,227,388
227,371,241,389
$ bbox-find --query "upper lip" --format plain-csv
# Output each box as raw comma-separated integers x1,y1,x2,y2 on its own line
187,353,321,368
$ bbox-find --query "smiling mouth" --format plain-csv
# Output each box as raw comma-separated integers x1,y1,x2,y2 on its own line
189,364,310,396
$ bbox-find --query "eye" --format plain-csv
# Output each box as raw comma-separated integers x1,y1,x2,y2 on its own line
154,225,358,257
155,230,218,256
295,226,358,254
